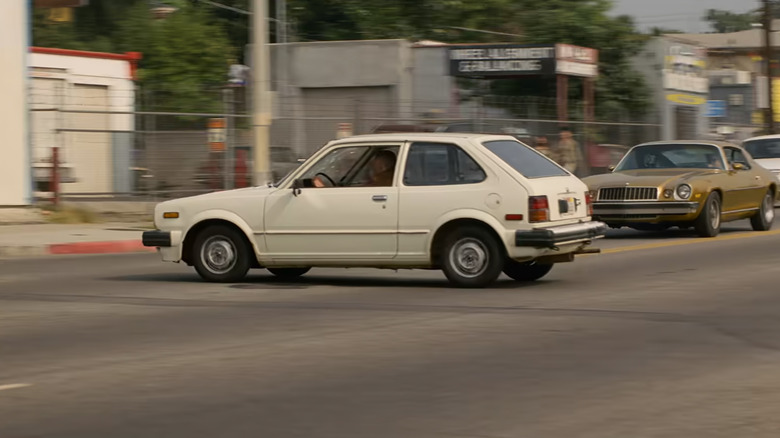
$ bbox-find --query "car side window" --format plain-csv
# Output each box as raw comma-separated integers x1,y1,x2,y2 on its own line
725,147,751,170
403,142,487,186
299,146,400,188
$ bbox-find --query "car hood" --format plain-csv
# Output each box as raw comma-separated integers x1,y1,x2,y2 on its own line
582,169,720,188
156,186,276,211
755,158,780,171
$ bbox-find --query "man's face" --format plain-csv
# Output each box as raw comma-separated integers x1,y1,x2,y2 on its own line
371,156,392,174
560,130,572,140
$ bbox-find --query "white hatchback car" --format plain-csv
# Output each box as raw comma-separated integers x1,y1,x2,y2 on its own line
743,135,780,180
142,134,606,288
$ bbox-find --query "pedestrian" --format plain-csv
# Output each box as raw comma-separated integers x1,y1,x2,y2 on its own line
534,136,553,158
556,127,584,175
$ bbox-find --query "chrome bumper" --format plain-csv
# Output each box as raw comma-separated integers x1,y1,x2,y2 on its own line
515,221,607,248
593,201,699,216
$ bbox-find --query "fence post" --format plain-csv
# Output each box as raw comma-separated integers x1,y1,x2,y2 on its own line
223,88,234,191
51,147,60,207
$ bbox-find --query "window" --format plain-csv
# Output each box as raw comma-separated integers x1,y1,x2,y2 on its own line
725,147,751,170
403,143,486,186
744,139,780,159
482,140,569,179
299,146,400,188
616,144,725,170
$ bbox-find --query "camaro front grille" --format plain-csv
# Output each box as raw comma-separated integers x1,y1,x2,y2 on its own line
598,187,658,201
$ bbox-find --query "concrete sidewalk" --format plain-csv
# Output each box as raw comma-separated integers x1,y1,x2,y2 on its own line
0,223,155,258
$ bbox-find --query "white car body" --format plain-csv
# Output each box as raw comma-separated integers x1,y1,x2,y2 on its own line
743,135,780,205
143,133,606,286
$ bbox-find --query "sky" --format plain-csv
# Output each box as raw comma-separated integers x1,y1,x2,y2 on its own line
610,0,758,33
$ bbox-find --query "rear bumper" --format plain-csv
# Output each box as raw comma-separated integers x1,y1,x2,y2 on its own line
142,230,172,247
593,201,699,216
515,221,607,248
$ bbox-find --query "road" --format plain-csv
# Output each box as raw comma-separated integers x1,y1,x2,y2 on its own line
2,218,780,437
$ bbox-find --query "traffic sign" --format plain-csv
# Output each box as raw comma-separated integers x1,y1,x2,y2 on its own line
705,100,726,118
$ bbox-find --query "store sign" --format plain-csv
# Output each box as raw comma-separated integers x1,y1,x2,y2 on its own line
448,45,557,77
555,44,599,78
663,44,708,93
663,73,708,94
208,118,226,152
666,93,706,105
449,43,598,78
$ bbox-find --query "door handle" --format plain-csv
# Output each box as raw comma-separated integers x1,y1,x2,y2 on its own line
372,195,388,202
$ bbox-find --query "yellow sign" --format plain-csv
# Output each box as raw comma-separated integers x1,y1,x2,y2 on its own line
666,94,706,105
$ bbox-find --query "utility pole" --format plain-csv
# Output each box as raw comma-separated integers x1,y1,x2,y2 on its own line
764,0,775,134
251,0,272,185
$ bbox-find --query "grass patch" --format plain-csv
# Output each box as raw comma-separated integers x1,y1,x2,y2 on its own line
43,206,100,224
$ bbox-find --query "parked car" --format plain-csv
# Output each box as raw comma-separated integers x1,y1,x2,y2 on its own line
742,135,780,204
582,140,778,237
142,133,606,288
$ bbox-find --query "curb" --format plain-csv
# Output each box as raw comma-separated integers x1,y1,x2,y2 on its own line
0,240,156,258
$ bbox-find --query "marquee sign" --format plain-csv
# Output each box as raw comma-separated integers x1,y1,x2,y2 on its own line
448,43,598,78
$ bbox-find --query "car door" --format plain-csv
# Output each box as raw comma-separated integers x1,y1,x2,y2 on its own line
263,144,400,262
723,147,764,213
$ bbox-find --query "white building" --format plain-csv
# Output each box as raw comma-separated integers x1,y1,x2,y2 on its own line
29,47,140,195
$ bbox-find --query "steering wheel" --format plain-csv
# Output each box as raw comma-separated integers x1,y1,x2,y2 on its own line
314,172,336,187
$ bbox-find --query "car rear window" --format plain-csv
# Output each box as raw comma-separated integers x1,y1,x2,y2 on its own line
482,140,569,178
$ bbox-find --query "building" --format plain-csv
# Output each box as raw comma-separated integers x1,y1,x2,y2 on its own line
29,47,140,196
631,36,709,141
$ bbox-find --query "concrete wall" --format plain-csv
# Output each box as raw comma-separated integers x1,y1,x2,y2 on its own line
412,47,456,117
0,1,31,206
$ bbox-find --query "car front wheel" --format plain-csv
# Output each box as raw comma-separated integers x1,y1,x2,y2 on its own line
750,189,775,231
192,225,251,282
503,260,553,282
694,191,721,238
440,226,503,288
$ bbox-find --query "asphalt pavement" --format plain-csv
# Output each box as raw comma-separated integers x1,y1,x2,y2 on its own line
2,218,780,437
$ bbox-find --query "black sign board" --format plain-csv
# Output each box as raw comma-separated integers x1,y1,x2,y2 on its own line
448,44,557,77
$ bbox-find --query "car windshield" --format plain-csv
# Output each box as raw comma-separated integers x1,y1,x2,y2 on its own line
743,139,780,159
482,140,569,178
615,144,725,171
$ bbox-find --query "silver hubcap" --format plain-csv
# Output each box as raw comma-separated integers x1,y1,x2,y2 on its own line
449,238,489,278
200,235,237,275
710,198,721,230
764,193,775,223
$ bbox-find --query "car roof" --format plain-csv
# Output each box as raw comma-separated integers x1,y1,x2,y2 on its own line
744,134,780,142
634,140,740,148
328,132,519,144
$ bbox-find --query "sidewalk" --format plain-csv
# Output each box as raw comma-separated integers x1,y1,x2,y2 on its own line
0,223,155,258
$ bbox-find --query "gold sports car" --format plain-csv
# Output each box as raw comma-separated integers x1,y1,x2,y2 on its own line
582,141,778,237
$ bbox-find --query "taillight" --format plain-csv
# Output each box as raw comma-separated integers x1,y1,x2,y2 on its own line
586,191,594,216
528,195,550,223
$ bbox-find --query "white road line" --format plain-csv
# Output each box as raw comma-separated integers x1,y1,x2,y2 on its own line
0,383,32,392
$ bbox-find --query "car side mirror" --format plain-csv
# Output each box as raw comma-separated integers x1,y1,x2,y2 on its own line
291,178,304,196
607,165,616,172
732,163,745,171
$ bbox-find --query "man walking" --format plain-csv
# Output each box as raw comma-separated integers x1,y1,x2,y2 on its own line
556,127,584,176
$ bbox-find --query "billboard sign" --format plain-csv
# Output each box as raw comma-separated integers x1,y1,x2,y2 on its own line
448,43,598,78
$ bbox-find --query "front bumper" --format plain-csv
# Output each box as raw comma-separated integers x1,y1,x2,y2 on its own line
515,221,607,249
142,230,172,247
593,201,699,216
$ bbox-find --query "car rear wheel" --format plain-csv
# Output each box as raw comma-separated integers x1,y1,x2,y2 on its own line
440,226,503,288
503,260,553,282
267,267,311,279
694,191,721,238
750,189,775,231
192,225,251,282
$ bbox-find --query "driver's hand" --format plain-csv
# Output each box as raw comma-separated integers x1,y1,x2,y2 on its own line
313,176,325,188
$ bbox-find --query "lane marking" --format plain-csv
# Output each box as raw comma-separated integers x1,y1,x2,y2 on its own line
0,383,32,392
589,228,780,256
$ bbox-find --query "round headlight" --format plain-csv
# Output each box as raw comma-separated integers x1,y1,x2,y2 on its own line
676,184,692,200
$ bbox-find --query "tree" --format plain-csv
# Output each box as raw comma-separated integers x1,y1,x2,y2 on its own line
32,0,235,113
704,9,757,33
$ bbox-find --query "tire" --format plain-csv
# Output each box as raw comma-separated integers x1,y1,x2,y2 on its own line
503,260,554,282
440,226,504,288
192,225,252,282
267,267,311,279
750,188,775,231
694,191,722,238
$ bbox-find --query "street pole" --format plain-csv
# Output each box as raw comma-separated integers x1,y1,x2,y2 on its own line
764,0,775,134
251,0,272,185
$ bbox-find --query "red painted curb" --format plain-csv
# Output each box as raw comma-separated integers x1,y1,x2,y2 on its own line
48,240,157,255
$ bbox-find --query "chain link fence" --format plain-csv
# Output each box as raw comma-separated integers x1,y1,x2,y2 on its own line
30,90,663,201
